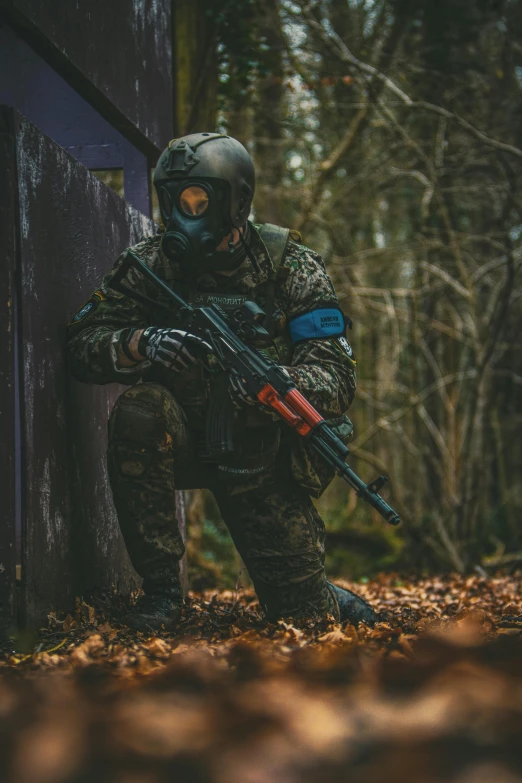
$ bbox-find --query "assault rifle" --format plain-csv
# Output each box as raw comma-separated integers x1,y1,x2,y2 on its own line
111,251,400,526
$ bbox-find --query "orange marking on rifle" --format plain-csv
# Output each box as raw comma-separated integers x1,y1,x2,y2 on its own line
257,384,312,436
283,389,324,428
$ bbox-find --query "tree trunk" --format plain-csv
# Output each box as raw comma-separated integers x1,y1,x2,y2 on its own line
173,0,218,134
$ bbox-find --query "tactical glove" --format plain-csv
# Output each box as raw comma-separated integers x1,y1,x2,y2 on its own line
229,372,257,408
137,327,211,372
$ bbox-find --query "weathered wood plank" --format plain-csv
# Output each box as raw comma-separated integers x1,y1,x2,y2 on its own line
0,24,153,217
13,110,154,626
0,107,19,631
2,0,173,156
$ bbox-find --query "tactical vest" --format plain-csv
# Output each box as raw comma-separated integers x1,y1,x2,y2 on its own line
144,224,351,491
186,223,298,334
144,223,298,449
201,224,300,478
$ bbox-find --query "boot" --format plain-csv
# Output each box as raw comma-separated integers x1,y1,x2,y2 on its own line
123,582,183,633
328,582,379,627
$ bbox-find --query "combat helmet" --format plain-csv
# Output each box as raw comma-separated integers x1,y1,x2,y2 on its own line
153,133,255,273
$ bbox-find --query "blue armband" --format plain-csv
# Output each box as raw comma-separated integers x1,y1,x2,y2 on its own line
288,307,346,343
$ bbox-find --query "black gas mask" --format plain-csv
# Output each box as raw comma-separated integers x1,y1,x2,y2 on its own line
157,177,235,272
153,133,256,276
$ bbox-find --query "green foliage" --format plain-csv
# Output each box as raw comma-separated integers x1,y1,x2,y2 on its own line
199,516,238,587
186,491,241,590
318,478,405,580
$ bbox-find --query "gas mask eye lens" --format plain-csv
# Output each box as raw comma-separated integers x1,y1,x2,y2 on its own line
180,186,209,217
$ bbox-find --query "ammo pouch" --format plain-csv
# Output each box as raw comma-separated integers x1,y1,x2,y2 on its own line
214,417,281,483
201,372,282,483
290,413,354,498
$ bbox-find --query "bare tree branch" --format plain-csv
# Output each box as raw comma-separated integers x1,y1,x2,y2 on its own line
389,167,434,218
294,0,413,229
362,297,476,346
296,105,369,231
350,370,478,450
303,4,522,159
303,5,413,103
420,261,472,300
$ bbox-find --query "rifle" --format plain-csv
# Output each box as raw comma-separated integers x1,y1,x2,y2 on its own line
111,251,400,526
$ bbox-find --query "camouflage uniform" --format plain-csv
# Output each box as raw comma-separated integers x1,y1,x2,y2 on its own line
67,223,357,620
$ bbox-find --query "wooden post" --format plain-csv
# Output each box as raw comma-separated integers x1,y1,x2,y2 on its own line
3,108,161,626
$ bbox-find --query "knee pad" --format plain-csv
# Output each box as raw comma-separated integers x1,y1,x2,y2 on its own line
108,384,191,478
108,383,186,450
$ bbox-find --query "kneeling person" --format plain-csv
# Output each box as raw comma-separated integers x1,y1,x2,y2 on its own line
67,133,377,631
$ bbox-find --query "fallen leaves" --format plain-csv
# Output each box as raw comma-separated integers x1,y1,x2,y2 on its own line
142,636,171,659
70,634,105,666
1,573,522,782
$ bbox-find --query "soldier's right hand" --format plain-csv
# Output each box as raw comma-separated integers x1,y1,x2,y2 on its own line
229,372,258,408
135,327,211,372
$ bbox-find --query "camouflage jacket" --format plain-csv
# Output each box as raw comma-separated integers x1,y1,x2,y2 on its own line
67,222,356,431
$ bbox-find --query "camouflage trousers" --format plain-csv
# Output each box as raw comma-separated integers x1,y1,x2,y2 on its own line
107,382,339,621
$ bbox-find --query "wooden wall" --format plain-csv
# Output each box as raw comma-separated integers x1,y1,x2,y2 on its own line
0,107,19,631
0,107,158,627
2,0,173,157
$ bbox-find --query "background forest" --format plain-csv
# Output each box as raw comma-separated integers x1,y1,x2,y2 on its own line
104,0,522,583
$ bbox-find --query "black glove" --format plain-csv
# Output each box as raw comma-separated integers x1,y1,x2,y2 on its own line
138,327,211,372
229,372,258,409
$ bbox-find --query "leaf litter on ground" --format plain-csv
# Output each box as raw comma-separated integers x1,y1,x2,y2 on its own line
2,573,522,782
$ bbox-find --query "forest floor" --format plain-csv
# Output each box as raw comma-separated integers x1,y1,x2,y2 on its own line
2,574,522,782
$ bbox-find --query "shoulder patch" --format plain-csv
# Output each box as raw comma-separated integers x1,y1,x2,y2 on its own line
70,290,104,324
71,301,96,323
332,337,357,365
336,337,354,358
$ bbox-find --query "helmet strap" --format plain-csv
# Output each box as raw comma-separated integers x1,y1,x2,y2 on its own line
235,223,261,277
